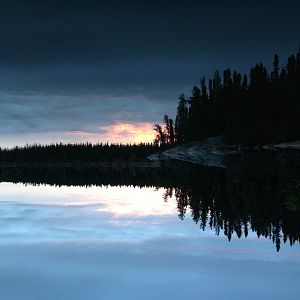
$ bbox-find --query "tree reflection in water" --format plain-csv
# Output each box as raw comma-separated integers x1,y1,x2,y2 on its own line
1,150,299,251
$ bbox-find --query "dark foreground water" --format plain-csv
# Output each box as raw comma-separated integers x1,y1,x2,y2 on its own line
0,153,299,299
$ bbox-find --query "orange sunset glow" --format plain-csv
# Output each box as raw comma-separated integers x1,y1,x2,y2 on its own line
104,122,155,144
64,122,155,144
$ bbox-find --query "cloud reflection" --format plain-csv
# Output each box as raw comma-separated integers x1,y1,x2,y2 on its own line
0,183,299,300
0,183,179,241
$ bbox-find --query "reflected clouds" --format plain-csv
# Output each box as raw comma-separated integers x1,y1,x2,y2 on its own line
0,240,299,300
0,183,178,241
0,183,299,300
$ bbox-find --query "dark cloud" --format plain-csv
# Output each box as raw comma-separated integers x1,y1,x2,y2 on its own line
1,0,299,85
0,93,175,133
0,0,298,68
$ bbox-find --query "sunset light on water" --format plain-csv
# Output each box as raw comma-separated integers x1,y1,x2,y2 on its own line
0,182,299,300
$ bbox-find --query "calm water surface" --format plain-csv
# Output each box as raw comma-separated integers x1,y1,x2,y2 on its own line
0,182,299,300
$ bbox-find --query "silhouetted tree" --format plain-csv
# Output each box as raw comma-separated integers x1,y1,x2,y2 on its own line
271,54,280,81
154,124,166,146
159,49,300,146
175,94,188,144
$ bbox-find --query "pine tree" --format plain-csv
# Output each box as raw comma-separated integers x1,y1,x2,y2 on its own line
271,54,280,81
175,94,188,144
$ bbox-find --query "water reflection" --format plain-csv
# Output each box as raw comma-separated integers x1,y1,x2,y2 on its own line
0,151,299,251
163,183,300,252
0,184,180,242
0,155,300,299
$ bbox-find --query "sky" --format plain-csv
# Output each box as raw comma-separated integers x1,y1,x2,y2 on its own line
0,183,299,299
0,0,300,147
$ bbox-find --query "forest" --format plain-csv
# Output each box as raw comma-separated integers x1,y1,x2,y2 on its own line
155,49,300,146
0,143,160,163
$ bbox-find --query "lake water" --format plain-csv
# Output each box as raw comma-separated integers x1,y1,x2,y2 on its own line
0,179,299,300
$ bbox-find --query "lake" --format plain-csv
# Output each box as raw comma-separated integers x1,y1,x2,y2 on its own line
0,158,299,299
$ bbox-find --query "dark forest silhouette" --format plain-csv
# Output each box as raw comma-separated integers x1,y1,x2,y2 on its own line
1,150,299,252
0,142,162,164
155,50,300,146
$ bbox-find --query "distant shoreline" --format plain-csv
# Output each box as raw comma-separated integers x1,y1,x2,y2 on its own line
0,138,299,169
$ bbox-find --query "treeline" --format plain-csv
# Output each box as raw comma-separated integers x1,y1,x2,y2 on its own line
0,142,160,163
156,49,300,145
